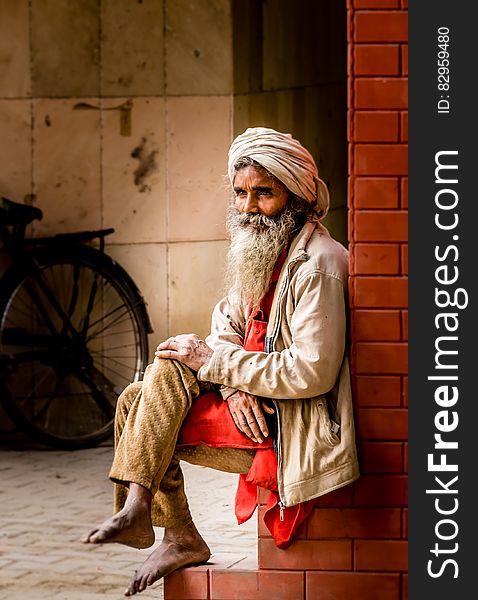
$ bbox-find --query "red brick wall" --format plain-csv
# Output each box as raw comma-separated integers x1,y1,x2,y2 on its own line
165,1,408,598
347,0,408,598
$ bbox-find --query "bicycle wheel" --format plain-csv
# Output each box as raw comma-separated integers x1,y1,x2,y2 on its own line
0,244,151,449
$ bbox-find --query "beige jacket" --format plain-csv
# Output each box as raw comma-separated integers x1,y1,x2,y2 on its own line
198,221,360,508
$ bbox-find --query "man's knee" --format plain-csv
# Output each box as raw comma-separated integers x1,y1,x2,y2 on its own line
117,381,143,414
145,358,198,393
143,358,179,392
146,357,178,378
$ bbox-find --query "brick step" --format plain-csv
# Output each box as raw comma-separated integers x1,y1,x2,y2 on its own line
164,559,406,599
164,554,304,600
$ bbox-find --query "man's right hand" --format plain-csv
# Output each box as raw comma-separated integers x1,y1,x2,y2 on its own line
227,391,275,444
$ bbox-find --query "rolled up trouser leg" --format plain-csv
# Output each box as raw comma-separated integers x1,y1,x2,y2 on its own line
110,358,200,505
113,379,192,524
113,381,142,514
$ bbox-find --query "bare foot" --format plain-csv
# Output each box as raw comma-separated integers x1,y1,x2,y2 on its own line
80,506,155,549
124,522,211,596
80,483,154,549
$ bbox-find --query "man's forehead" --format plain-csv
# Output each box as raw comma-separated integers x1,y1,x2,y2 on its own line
233,166,282,188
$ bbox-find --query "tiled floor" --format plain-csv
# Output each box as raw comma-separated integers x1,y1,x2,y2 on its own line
0,440,257,600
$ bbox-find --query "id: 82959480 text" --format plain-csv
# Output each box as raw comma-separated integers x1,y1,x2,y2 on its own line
437,26,451,114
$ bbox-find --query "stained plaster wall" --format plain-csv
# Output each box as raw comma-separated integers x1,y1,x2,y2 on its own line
0,0,233,356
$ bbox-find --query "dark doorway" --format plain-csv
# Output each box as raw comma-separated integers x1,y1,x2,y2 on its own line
233,0,348,245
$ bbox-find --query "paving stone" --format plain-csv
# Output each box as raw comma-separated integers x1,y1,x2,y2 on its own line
0,442,257,599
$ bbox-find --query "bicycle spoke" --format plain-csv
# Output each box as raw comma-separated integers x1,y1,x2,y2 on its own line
89,347,138,360
23,279,61,337
89,354,138,380
31,376,65,425
74,367,117,419
93,353,138,360
85,303,130,333
85,278,116,318
65,261,81,330
81,269,99,337
90,347,137,364
89,329,138,338
15,365,56,406
101,365,133,383
29,266,84,340
3,288,51,329
86,309,134,342
89,342,138,351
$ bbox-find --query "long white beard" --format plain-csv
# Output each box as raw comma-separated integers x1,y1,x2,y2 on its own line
224,204,299,309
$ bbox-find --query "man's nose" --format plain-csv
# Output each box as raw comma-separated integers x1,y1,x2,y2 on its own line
242,192,258,213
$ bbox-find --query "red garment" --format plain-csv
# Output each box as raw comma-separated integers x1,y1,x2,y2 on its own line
177,391,273,450
178,246,315,548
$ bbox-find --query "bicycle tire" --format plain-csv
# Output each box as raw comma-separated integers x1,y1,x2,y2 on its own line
0,244,150,449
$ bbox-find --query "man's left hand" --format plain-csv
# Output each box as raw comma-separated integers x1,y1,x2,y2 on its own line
227,391,274,444
155,334,213,371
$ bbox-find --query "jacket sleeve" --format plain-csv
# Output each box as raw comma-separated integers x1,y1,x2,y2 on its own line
204,296,246,400
197,270,346,400
205,296,246,349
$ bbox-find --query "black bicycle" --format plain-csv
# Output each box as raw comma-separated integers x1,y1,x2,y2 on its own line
0,197,153,450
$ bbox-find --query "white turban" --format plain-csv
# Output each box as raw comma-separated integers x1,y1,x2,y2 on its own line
227,127,330,219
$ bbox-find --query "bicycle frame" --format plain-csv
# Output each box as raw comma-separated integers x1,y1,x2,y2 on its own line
0,221,117,346
0,197,152,448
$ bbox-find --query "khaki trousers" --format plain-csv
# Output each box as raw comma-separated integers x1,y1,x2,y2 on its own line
110,358,255,528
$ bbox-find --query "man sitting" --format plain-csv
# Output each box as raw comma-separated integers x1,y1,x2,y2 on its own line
81,127,360,597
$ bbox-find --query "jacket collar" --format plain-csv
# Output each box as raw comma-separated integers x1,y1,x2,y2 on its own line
288,221,323,262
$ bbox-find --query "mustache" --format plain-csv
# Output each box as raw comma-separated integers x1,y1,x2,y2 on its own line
228,207,284,230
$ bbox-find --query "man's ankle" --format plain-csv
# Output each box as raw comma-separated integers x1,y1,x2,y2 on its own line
125,482,153,509
165,521,206,545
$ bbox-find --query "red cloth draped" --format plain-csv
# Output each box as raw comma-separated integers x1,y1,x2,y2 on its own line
177,391,273,450
178,246,315,548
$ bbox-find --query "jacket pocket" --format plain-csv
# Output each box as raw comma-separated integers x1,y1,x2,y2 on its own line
316,397,341,447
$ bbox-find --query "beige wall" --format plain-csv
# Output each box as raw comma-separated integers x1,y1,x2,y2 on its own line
0,0,233,356
0,0,346,358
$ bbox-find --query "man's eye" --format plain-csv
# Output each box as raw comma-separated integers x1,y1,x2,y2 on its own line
235,190,246,197
257,190,272,196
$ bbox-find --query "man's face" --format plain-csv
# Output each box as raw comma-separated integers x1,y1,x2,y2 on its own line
233,166,289,218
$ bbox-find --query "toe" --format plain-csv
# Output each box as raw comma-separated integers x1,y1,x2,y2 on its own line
125,572,139,596
138,576,148,592
88,531,103,544
80,529,97,543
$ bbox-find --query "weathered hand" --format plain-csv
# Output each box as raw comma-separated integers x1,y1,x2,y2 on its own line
227,391,275,444
154,333,213,372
